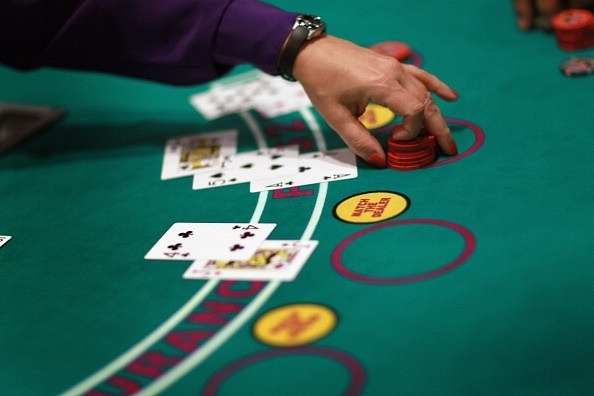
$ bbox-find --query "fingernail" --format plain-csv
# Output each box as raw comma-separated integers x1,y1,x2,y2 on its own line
449,141,458,156
368,153,387,168
452,90,460,99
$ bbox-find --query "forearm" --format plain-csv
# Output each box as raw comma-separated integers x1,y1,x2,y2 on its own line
0,0,296,85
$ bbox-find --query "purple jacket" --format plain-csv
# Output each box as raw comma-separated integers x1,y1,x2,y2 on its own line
0,0,297,85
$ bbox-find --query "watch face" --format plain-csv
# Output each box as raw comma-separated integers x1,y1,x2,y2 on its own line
297,14,326,38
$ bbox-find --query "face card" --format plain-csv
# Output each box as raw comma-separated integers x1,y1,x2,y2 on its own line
144,223,276,261
249,148,358,192
161,130,238,180
182,240,318,281
192,145,299,190
0,236,12,249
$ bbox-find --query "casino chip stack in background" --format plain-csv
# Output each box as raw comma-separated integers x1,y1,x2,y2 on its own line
551,9,594,51
386,129,437,170
370,41,413,62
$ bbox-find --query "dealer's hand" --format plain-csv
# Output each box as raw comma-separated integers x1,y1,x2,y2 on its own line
513,0,594,30
292,35,458,168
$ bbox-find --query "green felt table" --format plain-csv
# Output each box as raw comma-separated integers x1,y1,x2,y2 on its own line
2,1,594,394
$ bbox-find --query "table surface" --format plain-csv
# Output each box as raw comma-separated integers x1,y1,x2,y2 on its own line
2,1,594,395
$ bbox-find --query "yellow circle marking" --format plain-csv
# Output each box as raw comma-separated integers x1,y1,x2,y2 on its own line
253,304,337,347
333,191,410,224
358,103,396,129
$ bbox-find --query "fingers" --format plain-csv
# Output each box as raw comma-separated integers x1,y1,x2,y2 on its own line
293,35,459,164
380,65,458,156
535,0,564,28
419,93,458,156
403,64,459,101
375,82,424,141
514,0,536,29
513,0,564,30
321,105,388,168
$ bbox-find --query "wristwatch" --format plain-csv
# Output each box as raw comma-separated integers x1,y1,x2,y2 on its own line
278,14,326,81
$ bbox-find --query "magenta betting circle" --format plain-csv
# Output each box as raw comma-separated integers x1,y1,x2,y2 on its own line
331,219,476,285
202,346,366,396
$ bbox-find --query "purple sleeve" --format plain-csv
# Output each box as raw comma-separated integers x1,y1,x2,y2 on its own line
0,0,297,85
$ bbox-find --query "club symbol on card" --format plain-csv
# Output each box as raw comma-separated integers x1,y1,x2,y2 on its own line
271,154,282,160
299,166,311,172
230,244,244,251
168,243,183,251
241,163,254,169
179,231,193,238
240,232,255,239
270,164,283,170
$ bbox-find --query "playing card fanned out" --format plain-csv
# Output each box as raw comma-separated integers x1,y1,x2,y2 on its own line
144,223,276,261
182,240,318,281
249,148,358,192
161,130,238,180
189,70,311,120
191,145,299,190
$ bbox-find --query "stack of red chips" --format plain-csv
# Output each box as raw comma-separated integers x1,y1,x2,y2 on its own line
386,129,437,171
551,9,594,51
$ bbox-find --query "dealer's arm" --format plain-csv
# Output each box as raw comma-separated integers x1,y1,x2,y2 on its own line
0,0,458,167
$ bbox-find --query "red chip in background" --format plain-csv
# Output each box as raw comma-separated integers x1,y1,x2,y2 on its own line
370,41,413,61
551,9,594,50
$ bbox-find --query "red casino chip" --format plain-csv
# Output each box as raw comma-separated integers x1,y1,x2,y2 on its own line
386,129,437,171
370,41,413,62
551,9,594,50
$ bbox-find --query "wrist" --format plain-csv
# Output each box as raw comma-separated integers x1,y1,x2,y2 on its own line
277,14,326,81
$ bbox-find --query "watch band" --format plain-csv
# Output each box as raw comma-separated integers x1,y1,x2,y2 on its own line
278,15,326,81
278,25,309,81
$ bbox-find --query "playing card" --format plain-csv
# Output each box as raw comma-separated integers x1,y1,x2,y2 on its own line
249,148,358,192
189,74,275,120
182,240,318,281
144,223,276,261
161,130,238,180
192,145,299,190
0,236,11,249
189,71,311,120
252,75,311,118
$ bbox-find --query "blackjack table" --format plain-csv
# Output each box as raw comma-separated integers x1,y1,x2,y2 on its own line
2,1,594,394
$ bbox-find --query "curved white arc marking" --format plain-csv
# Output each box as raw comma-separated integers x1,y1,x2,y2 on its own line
142,108,330,394
141,182,328,394
240,111,267,150
137,280,283,396
300,107,326,152
59,279,220,396
62,107,329,395
60,111,270,395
